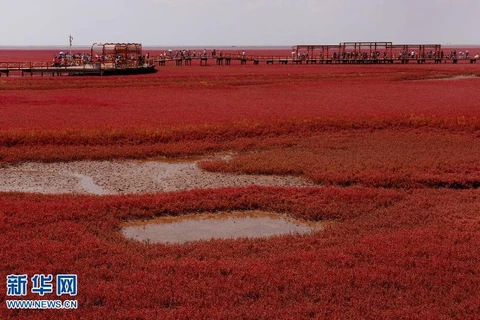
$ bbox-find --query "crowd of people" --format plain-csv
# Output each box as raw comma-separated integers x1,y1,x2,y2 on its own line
291,49,478,61
157,49,249,60
52,52,152,68
157,49,224,60
52,52,92,67
52,48,478,67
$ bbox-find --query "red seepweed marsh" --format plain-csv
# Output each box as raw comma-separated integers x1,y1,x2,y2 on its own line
1,48,480,319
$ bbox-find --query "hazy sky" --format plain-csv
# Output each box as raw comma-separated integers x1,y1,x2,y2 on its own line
1,0,479,46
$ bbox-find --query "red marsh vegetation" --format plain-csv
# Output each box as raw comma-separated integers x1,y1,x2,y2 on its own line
1,188,479,319
0,51,480,319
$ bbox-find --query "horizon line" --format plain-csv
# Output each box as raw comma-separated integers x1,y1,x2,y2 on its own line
2,43,480,50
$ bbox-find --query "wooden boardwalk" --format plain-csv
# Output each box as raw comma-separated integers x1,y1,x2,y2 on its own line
153,55,477,67
0,61,156,77
1,41,478,76
155,42,478,67
1,56,477,77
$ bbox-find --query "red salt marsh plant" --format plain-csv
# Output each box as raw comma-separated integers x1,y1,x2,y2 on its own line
1,64,480,131
198,129,480,189
1,122,480,168
1,56,480,319
0,187,479,319
1,63,480,165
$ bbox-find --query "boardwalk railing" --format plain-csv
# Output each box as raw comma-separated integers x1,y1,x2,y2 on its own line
0,61,50,70
153,54,478,66
0,60,156,77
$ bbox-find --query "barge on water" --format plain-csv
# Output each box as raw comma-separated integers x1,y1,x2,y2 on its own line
0,42,156,77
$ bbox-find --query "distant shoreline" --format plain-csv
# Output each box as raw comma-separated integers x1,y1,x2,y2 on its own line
1,44,480,51
0,45,293,50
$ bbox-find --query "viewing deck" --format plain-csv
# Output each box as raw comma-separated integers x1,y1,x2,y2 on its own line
0,42,156,77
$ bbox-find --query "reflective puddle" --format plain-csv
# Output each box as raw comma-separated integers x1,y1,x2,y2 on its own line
121,211,324,244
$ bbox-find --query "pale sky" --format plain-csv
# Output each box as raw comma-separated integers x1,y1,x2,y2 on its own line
1,0,479,46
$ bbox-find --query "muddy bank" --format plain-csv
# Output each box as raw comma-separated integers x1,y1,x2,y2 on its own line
0,159,315,195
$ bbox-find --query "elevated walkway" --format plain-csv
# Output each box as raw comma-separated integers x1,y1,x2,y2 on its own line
0,61,156,77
